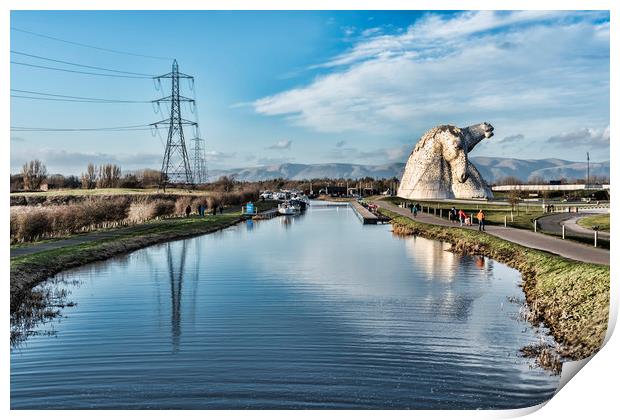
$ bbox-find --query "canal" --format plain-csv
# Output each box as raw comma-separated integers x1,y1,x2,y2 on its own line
11,203,559,409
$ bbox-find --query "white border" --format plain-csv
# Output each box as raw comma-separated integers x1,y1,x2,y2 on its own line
2,1,616,419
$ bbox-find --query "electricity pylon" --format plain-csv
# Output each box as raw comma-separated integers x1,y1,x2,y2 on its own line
151,59,196,188
191,136,208,184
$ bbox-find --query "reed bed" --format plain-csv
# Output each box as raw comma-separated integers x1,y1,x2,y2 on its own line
10,190,260,244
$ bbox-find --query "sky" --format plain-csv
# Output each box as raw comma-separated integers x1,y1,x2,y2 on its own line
10,10,610,175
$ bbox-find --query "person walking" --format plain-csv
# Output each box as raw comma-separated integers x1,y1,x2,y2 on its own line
412,203,418,218
458,209,466,226
450,206,457,223
185,205,191,217
477,209,486,231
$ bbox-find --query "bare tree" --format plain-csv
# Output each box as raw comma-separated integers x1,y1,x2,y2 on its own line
96,163,122,188
527,175,546,185
21,159,47,190
507,189,521,214
494,176,524,186
137,169,162,188
81,163,97,189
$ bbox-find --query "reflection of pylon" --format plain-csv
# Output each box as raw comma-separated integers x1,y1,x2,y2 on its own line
191,136,208,184
166,241,187,353
151,59,196,187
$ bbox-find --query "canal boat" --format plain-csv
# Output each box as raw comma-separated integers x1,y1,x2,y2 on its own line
278,201,301,215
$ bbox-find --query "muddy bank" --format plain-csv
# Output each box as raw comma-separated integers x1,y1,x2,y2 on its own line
385,210,609,366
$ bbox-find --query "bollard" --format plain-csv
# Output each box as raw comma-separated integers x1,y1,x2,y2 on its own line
562,225,565,240
504,216,507,227
594,231,598,248
534,219,537,232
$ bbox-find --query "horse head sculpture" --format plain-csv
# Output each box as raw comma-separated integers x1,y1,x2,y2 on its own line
398,123,494,200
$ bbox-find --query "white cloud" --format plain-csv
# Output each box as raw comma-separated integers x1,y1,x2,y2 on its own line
205,150,236,162
267,139,292,150
547,126,610,147
497,134,525,144
253,10,609,148
10,148,162,174
257,156,294,165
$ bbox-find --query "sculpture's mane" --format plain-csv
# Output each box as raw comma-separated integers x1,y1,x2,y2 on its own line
411,125,461,155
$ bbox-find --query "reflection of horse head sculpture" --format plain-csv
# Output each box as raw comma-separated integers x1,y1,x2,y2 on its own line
398,123,494,199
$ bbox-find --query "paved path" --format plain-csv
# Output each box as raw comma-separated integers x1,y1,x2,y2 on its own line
563,215,610,239
375,200,610,266
537,212,610,241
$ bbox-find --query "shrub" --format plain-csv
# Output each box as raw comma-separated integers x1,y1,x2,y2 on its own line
150,200,176,218
10,198,131,243
174,196,194,215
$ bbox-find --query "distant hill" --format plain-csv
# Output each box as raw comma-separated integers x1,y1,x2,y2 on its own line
208,158,609,183
469,157,610,183
209,162,405,182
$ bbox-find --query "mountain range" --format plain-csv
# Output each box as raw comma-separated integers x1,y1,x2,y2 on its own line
208,157,609,183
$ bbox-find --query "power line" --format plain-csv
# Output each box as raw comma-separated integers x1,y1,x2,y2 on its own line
11,50,155,76
11,95,153,103
11,27,172,61
11,61,154,79
10,124,163,132
11,89,152,103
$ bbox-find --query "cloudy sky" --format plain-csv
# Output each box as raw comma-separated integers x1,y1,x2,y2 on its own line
10,10,609,175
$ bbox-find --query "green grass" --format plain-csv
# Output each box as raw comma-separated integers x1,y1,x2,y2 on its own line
379,207,609,362
578,214,610,232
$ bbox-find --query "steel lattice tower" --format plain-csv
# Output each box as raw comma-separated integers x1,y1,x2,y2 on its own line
191,136,208,184
151,59,196,188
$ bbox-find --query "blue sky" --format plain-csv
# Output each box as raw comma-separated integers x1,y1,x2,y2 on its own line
10,10,610,175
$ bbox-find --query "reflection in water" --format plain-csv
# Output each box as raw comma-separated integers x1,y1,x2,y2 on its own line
11,204,559,409
403,235,459,282
10,278,76,348
166,241,187,352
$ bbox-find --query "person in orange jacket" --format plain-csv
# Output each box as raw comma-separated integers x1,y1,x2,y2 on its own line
477,209,486,231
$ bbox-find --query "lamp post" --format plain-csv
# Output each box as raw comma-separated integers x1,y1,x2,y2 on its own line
586,152,590,188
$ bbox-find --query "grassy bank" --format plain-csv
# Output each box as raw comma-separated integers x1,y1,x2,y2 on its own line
578,214,610,232
379,208,609,367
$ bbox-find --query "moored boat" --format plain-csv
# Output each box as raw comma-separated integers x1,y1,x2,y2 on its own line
278,200,301,215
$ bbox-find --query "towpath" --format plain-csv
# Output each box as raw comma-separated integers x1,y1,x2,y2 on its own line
374,200,610,266
10,224,162,259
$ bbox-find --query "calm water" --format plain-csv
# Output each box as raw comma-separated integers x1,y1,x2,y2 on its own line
11,204,559,409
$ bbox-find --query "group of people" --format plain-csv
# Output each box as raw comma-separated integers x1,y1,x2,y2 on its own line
404,202,486,231
447,206,486,231
185,204,224,217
